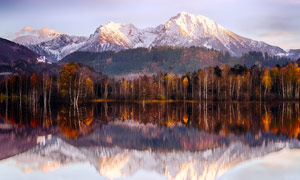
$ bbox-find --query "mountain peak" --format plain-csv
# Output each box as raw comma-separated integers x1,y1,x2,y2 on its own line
48,32,60,38
96,22,138,36
171,11,216,23
176,11,191,16
168,11,222,29
163,11,225,40
174,11,201,18
99,21,136,30
102,21,122,28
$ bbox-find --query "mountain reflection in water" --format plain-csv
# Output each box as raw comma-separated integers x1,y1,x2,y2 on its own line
0,102,300,179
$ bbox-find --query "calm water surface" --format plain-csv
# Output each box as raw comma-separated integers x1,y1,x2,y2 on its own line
1,102,300,180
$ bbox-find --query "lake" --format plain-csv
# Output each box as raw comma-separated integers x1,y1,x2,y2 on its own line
1,101,300,180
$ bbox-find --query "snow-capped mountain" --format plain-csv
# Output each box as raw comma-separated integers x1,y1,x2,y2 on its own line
27,34,87,62
79,22,162,52
152,12,285,56
80,12,285,57
6,136,300,180
289,49,300,60
278,49,300,60
13,12,287,62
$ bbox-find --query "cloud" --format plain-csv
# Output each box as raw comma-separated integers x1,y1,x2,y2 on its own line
266,0,300,5
15,26,59,37
260,32,297,38
259,31,300,49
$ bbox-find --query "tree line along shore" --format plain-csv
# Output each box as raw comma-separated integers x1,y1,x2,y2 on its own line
1,62,300,106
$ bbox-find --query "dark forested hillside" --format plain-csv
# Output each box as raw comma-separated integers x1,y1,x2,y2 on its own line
0,38,39,65
62,47,291,75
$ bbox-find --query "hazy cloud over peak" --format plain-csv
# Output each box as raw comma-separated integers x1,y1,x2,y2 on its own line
260,32,297,38
15,27,59,37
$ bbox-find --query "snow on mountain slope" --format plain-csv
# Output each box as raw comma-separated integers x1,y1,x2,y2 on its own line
79,22,160,52
7,136,300,180
278,49,300,60
15,12,287,62
28,34,88,62
80,12,285,57
152,12,284,56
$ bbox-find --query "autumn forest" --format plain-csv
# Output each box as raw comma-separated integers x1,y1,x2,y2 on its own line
1,60,300,106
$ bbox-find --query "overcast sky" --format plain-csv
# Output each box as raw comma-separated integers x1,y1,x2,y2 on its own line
0,0,299,49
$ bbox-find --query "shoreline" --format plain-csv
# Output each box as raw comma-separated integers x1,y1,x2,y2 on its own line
92,99,300,104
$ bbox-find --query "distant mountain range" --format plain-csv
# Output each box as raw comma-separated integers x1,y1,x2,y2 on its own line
27,35,87,62
12,12,299,62
284,49,300,60
0,12,299,76
0,38,295,76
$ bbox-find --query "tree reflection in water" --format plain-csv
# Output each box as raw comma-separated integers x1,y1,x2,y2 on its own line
1,101,300,142
91,102,300,139
58,105,94,138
